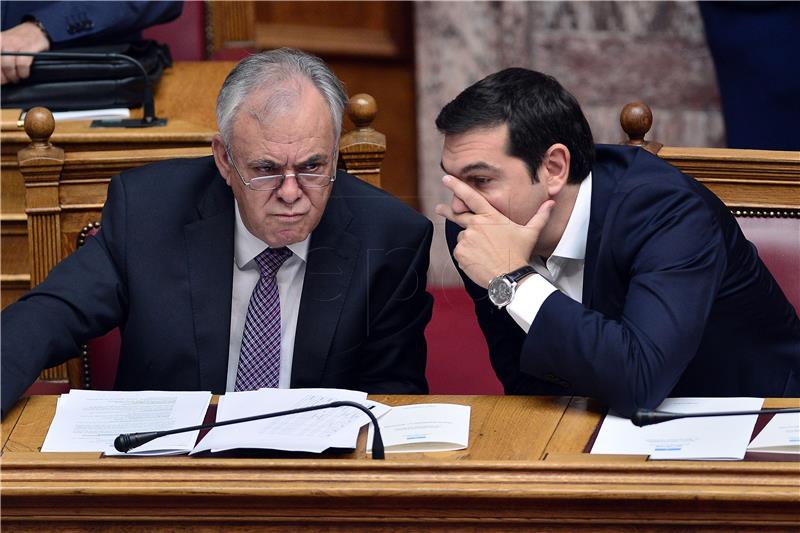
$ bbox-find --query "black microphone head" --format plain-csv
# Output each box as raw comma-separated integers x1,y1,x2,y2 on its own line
114,431,161,452
631,409,653,427
114,433,134,452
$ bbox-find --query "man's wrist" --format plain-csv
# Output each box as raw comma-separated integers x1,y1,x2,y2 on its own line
487,265,536,309
20,18,52,49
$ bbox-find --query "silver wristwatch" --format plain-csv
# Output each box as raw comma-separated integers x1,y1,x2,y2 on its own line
487,265,536,309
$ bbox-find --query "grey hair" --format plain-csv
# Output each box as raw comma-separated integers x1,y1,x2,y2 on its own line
216,48,348,144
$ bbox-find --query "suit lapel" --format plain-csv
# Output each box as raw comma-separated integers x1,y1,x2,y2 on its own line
184,176,234,393
582,147,621,308
291,183,358,387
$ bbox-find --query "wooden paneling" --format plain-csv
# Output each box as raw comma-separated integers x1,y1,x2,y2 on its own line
658,146,800,210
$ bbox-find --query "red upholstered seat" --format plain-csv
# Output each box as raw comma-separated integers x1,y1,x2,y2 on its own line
737,216,800,312
142,2,207,61
425,287,503,395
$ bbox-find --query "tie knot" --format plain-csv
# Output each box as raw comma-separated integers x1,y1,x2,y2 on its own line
254,247,292,277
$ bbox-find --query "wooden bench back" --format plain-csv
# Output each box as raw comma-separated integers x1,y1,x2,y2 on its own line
620,102,800,310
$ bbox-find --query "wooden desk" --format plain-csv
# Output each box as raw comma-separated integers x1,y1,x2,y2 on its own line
2,395,798,531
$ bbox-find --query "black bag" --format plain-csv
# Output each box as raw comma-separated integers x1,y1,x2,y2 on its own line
1,40,172,111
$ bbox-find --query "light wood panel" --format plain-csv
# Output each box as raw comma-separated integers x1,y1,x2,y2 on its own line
2,395,798,531
620,102,800,212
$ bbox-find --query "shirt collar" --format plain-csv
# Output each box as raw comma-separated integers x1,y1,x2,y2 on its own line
550,172,592,261
234,202,310,269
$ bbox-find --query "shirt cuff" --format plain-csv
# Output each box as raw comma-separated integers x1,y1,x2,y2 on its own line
506,274,557,333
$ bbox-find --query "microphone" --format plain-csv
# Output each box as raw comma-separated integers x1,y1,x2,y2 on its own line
1,50,166,128
114,400,385,459
632,407,800,427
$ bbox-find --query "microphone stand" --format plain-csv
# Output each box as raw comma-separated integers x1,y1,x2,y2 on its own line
632,407,800,427
115,400,385,459
1,50,167,127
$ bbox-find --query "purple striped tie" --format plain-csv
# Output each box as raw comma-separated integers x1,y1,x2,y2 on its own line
235,247,293,391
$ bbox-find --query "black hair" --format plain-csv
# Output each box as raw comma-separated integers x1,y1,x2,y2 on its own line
435,68,594,184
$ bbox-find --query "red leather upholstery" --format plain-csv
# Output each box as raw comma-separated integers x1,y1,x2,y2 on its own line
142,1,206,61
80,226,121,390
737,216,800,312
425,287,503,394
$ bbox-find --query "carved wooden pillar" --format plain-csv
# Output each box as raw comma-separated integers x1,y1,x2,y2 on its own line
18,107,68,382
339,94,386,189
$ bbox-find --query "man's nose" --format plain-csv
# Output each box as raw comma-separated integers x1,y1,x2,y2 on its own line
451,194,470,215
276,174,303,203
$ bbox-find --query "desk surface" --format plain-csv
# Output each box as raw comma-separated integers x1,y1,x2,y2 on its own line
2,395,798,531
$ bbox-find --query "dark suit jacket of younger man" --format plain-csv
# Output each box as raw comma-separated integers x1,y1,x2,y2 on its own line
448,145,800,417
1,157,433,416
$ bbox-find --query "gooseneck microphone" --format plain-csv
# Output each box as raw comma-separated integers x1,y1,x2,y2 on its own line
1,50,167,127
632,407,800,427
114,400,385,459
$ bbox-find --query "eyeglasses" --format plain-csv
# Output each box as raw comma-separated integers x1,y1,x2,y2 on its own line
226,147,337,191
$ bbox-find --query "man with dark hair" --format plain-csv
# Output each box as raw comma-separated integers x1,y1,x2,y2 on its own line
436,67,800,417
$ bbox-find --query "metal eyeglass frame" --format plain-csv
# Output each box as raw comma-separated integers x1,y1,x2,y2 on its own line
225,146,337,191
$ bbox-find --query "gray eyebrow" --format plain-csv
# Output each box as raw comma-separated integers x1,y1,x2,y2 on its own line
247,153,329,170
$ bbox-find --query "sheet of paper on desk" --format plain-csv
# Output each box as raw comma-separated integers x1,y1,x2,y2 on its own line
16,108,131,122
591,397,764,460
191,388,390,454
367,403,471,453
41,390,212,455
747,412,800,454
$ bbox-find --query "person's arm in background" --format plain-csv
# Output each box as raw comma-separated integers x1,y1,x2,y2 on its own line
1,174,131,417
1,1,182,84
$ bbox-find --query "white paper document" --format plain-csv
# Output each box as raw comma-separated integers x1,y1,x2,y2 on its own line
591,397,764,460
55,108,131,121
747,412,800,454
41,390,212,456
367,403,471,453
191,388,390,454
19,108,131,122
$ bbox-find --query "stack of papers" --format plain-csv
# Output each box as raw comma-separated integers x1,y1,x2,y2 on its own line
40,389,473,456
591,397,764,460
191,388,389,454
747,413,800,454
42,390,211,456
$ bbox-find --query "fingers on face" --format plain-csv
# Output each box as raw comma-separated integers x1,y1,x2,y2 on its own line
442,175,494,215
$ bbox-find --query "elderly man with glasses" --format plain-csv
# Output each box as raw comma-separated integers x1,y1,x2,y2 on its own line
1,49,433,416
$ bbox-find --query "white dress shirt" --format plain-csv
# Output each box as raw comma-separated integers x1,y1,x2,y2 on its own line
506,172,593,333
226,203,309,390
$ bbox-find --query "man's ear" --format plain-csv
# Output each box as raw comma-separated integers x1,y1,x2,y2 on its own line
539,143,571,197
211,134,233,187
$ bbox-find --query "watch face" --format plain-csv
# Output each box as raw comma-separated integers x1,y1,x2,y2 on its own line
488,277,514,307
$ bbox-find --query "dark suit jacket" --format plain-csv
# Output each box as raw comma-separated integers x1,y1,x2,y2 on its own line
1,1,182,46
447,145,800,417
1,157,433,416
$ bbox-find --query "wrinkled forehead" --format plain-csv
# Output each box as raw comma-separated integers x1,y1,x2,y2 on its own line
230,81,337,157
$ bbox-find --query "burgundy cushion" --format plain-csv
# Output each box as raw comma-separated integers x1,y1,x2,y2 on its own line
737,216,800,312
425,287,503,394
141,2,206,61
